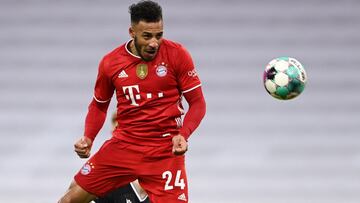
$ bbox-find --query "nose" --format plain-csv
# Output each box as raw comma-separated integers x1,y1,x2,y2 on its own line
149,38,159,49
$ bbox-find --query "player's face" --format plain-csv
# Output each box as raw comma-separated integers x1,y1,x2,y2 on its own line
130,20,163,61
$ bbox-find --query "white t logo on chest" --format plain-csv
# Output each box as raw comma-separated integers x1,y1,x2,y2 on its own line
122,85,140,106
122,85,165,106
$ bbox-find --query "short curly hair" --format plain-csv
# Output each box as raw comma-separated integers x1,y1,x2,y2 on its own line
129,0,162,24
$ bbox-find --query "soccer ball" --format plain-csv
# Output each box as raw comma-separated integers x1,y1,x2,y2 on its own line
263,57,307,100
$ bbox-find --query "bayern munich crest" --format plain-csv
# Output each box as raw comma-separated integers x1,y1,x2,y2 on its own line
81,162,94,175
155,62,168,77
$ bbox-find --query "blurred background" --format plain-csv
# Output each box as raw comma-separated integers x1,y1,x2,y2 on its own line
1,0,360,202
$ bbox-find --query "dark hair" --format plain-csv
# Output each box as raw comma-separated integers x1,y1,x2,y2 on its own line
129,0,162,24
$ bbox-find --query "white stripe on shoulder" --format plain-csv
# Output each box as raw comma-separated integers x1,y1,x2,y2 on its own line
93,95,110,103
182,84,202,93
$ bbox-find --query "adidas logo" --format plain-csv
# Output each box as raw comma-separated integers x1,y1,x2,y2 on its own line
178,193,187,201
126,199,132,203
118,70,128,78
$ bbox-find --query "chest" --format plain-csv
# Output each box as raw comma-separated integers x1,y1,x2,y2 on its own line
110,58,179,100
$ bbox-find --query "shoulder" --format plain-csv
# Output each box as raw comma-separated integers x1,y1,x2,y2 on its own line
160,39,192,64
102,43,127,64
161,38,188,53
162,38,182,48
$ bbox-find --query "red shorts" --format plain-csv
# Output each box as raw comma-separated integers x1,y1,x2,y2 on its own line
74,137,188,203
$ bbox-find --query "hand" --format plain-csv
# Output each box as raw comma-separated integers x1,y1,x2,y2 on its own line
172,134,188,155
74,136,93,158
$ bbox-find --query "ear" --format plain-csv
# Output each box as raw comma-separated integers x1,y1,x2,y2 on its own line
129,27,135,39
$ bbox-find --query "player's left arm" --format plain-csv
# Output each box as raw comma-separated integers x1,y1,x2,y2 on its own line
180,86,206,139
172,45,206,155
173,87,206,155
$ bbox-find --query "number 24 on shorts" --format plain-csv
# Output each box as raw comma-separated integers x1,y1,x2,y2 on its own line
162,170,186,190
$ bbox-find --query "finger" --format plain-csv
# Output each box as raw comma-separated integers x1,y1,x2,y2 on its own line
75,145,88,151
74,138,87,148
75,150,90,158
78,153,90,159
173,149,186,155
75,149,87,155
75,146,90,156
81,137,88,147
75,139,90,149
74,142,86,150
74,146,86,151
173,146,187,155
173,140,185,148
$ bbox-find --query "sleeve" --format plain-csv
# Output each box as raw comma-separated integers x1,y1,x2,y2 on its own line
84,57,114,142
93,57,115,103
175,46,202,93
84,99,110,142
179,86,206,140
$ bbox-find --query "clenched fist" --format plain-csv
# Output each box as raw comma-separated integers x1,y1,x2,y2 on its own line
172,134,188,155
74,136,93,158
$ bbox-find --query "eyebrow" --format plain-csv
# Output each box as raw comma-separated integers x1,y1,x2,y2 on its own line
143,31,163,35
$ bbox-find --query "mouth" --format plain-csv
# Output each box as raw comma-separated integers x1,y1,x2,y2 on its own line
143,49,157,58
146,49,156,54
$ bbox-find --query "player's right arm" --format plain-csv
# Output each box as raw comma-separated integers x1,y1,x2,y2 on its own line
74,99,110,158
74,56,114,159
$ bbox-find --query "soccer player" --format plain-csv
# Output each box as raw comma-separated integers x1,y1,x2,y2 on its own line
93,113,150,203
58,1,206,202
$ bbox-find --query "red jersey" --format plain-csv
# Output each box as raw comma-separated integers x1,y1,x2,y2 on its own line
93,39,201,146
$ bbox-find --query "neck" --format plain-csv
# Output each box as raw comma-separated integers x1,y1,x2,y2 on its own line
128,40,139,56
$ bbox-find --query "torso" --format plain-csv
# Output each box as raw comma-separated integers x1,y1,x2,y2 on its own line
97,39,200,146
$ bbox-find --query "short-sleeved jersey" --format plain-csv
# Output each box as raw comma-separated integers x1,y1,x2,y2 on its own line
93,39,201,146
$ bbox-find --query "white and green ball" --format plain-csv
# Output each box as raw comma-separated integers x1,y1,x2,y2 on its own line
263,57,307,100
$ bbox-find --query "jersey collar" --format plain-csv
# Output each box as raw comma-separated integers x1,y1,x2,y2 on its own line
125,39,141,59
